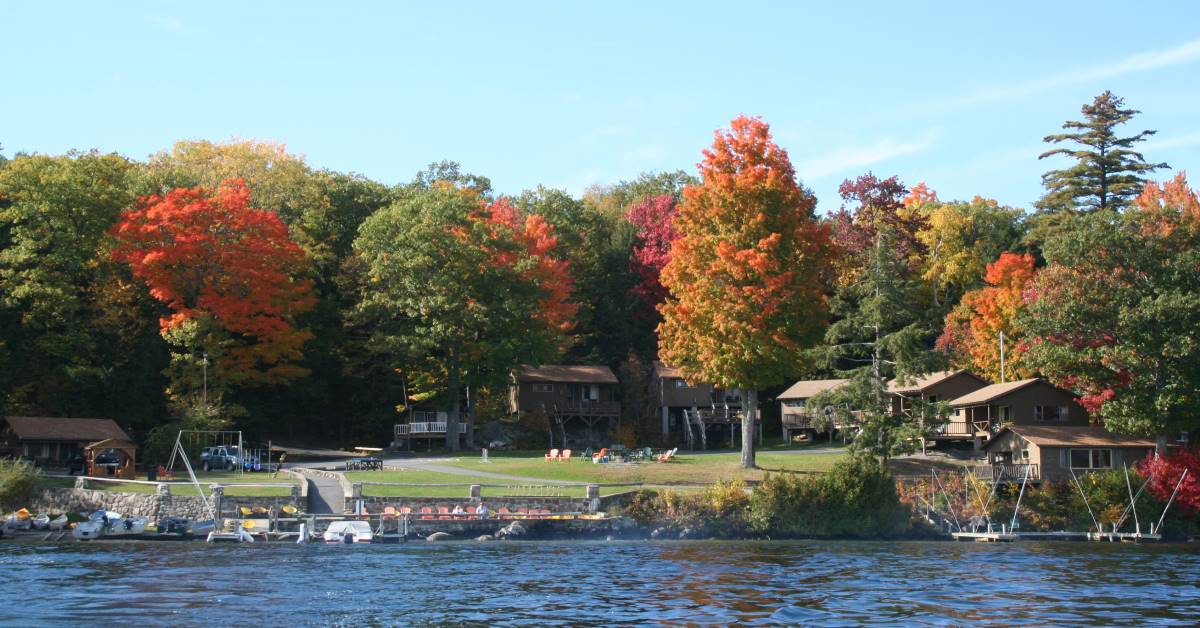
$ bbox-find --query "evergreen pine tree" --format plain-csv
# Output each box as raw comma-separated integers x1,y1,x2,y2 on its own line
1037,90,1168,213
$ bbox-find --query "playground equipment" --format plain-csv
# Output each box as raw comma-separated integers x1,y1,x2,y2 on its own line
166,430,244,477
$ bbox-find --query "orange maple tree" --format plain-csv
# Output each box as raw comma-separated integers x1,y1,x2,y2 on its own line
937,252,1036,381
658,115,833,468
111,179,316,387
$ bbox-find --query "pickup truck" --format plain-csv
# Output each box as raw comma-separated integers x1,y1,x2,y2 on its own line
200,446,241,471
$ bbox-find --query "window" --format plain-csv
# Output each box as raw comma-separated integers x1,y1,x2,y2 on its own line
926,395,938,403
532,383,554,393
997,406,1011,422
1034,405,1067,422
1069,448,1112,469
783,400,806,408
673,380,691,388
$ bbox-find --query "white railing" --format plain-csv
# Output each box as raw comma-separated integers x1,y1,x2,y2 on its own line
394,422,468,436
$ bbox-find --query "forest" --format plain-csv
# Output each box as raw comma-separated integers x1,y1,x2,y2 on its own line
1,90,1197,456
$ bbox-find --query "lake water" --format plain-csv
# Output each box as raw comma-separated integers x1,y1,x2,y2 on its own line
0,539,1197,625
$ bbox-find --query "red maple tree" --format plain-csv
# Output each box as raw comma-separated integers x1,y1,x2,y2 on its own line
111,179,315,385
1139,446,1200,517
626,194,679,314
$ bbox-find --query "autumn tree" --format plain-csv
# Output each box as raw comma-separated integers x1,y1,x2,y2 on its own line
1037,91,1169,214
111,179,316,422
937,252,1037,382
1021,174,1200,447
353,185,576,451
907,185,1026,309
627,194,679,315
828,173,926,285
658,115,833,469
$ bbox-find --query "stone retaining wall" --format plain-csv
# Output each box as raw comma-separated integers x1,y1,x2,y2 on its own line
29,485,305,523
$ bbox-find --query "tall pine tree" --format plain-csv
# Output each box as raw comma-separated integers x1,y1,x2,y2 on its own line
1037,91,1168,213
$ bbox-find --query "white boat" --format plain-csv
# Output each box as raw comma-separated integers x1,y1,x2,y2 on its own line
3,514,31,531
48,515,68,531
323,520,374,544
32,514,50,530
104,516,147,537
72,521,104,540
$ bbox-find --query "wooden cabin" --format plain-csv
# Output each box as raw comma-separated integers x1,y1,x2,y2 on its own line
0,416,130,467
888,370,990,441
651,362,745,443
509,365,620,447
978,425,1155,483
947,378,1089,449
393,403,470,450
777,379,848,441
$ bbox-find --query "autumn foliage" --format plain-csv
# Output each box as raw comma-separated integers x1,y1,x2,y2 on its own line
111,179,315,385
937,252,1036,382
1139,446,1200,517
659,115,832,390
627,194,679,313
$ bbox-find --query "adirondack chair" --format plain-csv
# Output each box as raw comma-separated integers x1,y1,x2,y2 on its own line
559,449,573,462
579,447,593,461
419,507,434,520
657,447,678,462
592,448,609,463
544,448,560,462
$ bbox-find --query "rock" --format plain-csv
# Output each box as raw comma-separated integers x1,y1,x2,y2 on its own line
650,528,662,539
426,532,452,542
678,528,692,539
475,534,494,542
605,535,614,542
495,521,527,539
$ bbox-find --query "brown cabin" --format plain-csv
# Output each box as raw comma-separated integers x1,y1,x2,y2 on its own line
0,416,131,466
651,362,743,439
888,370,990,440
947,378,1089,447
777,379,848,440
509,365,620,419
979,425,1155,483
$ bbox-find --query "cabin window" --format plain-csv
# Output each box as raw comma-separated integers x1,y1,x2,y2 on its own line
1034,405,1067,421
673,380,691,388
1017,449,1030,462
582,384,600,401
532,383,554,393
926,395,938,403
783,400,805,408
997,406,1011,422
1069,448,1112,469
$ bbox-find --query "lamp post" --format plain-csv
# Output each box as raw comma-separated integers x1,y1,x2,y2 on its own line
202,352,209,409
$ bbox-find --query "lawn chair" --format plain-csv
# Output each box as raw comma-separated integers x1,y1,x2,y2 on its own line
239,506,253,517
419,507,434,520
437,506,452,520
399,506,412,516
643,447,653,461
579,447,593,461
657,447,678,462
498,507,513,519
382,506,398,520
592,448,609,464
559,449,572,462
544,448,560,462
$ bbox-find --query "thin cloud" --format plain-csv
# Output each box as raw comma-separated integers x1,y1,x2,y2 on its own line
795,135,936,180
1142,131,1200,152
925,39,1200,113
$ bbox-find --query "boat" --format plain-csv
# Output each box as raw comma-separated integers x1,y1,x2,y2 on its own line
72,521,104,540
48,515,68,531
4,510,32,531
323,520,374,544
104,516,148,537
32,514,51,530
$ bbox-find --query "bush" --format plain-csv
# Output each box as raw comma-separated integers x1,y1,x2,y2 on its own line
748,454,911,538
0,458,41,512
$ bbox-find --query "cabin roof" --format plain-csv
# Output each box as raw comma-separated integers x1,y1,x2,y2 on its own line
2,416,130,443
948,378,1045,406
777,379,848,401
514,365,618,384
887,369,987,394
984,425,1156,450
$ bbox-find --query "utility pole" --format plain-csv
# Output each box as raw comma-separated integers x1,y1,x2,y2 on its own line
202,352,209,408
999,332,1006,383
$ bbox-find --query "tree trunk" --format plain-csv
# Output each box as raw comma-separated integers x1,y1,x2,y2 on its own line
445,366,461,452
1155,433,1169,457
741,388,757,469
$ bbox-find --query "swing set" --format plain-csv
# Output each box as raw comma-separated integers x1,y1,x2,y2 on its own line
166,430,245,477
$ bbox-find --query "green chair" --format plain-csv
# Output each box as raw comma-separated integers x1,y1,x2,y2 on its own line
580,447,593,461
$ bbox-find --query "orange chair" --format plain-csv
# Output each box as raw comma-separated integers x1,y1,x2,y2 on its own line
657,447,679,462
382,506,398,520
498,507,513,519
559,449,572,462
419,507,434,520
544,448,560,462
592,448,608,463
437,506,452,520
399,506,413,516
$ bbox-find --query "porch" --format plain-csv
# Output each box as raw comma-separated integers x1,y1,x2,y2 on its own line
972,463,1040,482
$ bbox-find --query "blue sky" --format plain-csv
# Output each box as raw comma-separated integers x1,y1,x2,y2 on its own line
3,2,1198,212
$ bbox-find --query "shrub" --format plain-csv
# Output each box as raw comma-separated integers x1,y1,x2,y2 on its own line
1140,446,1200,518
0,458,41,511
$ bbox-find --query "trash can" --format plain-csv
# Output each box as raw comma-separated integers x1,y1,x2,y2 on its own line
146,466,157,482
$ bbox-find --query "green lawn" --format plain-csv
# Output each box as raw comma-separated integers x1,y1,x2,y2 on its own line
344,469,625,498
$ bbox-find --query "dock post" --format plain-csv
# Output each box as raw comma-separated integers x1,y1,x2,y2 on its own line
470,484,481,501
586,484,600,513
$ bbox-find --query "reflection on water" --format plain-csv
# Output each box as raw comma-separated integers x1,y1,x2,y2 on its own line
0,539,1197,625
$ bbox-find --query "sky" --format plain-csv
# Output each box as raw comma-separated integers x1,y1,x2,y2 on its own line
3,1,1199,213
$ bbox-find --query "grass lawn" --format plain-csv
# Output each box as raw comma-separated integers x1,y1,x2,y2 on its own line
432,449,849,486
345,469,628,498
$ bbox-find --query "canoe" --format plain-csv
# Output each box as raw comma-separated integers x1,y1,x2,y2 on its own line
48,515,68,531
32,514,50,529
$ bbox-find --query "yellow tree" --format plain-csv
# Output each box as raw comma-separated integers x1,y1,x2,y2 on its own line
659,116,833,468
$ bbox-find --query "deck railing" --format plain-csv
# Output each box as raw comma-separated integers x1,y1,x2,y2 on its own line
973,463,1040,481
554,400,621,416
938,422,974,436
394,422,469,436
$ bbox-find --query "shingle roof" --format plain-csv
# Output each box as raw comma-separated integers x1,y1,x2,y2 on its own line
514,365,618,384
948,378,1044,406
777,379,848,401
887,369,987,394
986,425,1156,449
3,416,130,442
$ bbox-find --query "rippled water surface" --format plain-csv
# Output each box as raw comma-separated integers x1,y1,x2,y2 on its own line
0,539,1197,625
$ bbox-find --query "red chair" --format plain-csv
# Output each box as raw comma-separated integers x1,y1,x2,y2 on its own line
419,507,434,520
544,449,560,462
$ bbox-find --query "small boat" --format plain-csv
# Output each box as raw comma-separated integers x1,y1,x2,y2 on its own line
189,519,216,535
323,520,373,544
72,521,104,540
4,512,31,531
48,515,68,531
32,514,50,530
105,516,148,537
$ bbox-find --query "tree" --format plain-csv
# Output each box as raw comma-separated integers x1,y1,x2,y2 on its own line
0,151,139,416
1021,174,1200,446
813,227,946,461
627,194,679,316
828,173,926,285
1037,91,1169,213
908,186,1025,309
658,115,833,469
353,186,576,451
111,179,316,421
1139,445,1200,518
937,252,1037,382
